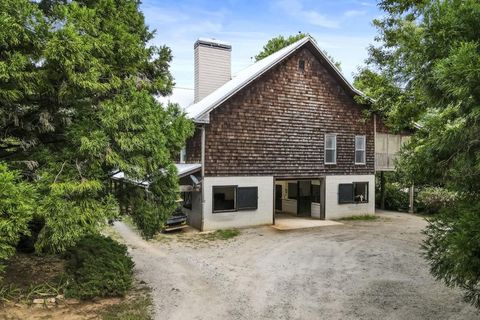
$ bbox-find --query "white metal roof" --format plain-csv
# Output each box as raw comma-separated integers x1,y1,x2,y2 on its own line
111,171,150,187
176,163,202,178
111,163,201,187
185,36,367,123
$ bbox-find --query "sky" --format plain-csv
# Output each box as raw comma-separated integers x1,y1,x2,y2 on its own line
141,0,383,89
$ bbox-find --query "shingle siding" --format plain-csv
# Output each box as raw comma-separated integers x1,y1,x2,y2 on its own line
185,126,202,163
187,47,375,177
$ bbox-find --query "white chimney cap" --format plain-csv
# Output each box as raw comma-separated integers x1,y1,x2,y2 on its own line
195,38,231,49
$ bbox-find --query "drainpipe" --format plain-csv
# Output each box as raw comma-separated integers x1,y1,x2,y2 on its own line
200,125,206,230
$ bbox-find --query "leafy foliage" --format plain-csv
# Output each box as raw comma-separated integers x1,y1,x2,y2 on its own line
64,235,134,300
375,172,409,211
423,200,480,308
0,164,36,278
359,0,480,307
0,0,194,256
254,33,342,70
417,187,458,214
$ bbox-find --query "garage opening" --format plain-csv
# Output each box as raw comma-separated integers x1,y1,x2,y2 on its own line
274,178,325,220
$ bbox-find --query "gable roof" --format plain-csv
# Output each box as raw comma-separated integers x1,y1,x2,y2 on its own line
185,36,367,123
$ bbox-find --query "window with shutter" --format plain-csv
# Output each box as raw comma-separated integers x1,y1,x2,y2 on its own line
213,186,237,213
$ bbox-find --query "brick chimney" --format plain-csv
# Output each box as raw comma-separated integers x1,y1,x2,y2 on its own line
194,38,232,103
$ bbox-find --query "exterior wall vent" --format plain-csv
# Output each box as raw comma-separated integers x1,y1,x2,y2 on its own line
299,59,305,71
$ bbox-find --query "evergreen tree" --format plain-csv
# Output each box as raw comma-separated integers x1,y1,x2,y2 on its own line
358,0,480,307
0,0,193,255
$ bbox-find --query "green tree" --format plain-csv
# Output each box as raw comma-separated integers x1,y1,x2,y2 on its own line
254,33,342,70
360,0,480,307
0,0,193,256
0,164,36,278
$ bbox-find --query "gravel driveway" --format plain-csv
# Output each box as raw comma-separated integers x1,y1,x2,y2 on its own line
114,211,479,320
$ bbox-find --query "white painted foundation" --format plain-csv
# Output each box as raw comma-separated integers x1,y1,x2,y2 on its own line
324,174,375,219
202,176,274,231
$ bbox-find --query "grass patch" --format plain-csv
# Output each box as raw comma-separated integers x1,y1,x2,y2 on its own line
201,229,240,241
337,215,379,221
101,294,153,320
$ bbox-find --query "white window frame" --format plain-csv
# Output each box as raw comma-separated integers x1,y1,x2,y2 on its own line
355,135,366,165
324,134,337,165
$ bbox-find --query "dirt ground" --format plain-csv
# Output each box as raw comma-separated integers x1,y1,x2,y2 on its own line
0,246,151,320
114,211,479,320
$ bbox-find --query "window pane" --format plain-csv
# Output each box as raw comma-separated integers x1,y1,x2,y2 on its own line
326,135,336,149
237,187,258,210
213,186,236,212
339,184,354,203
355,136,365,150
355,150,365,164
354,182,368,202
288,183,297,199
326,149,336,163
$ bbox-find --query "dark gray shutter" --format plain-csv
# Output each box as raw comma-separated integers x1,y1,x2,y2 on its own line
237,187,258,210
338,183,354,204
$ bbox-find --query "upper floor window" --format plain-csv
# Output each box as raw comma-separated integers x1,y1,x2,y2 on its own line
180,147,186,164
355,136,366,164
325,134,337,164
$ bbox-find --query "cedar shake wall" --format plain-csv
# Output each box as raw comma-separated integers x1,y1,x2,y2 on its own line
185,126,202,163
203,47,375,177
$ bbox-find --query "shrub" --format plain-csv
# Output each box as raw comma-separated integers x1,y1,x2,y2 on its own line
382,182,410,211
129,194,170,239
423,199,480,308
64,235,134,299
417,187,458,214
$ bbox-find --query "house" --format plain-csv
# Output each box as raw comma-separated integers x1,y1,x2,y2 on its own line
169,36,410,231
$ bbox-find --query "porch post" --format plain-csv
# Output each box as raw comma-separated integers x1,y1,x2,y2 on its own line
380,171,386,210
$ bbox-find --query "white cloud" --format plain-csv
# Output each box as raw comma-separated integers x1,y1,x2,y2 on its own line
276,0,340,29
344,10,367,18
141,1,377,87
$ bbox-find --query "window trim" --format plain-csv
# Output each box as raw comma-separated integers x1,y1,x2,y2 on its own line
212,185,237,213
324,133,337,165
355,135,366,165
338,182,369,204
